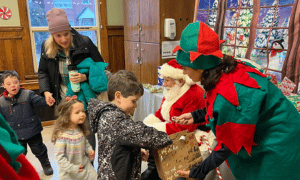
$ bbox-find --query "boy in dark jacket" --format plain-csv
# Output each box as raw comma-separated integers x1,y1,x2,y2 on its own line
0,70,53,176
88,70,172,180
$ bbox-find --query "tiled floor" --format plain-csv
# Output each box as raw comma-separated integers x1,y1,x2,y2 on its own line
26,125,147,180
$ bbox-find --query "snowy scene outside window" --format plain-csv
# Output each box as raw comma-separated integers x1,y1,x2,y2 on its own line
251,0,292,82
195,0,219,30
195,0,297,87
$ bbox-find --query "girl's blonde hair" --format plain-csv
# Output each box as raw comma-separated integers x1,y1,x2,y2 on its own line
51,98,89,143
44,32,74,58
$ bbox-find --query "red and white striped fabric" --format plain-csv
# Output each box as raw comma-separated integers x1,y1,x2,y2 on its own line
200,135,223,180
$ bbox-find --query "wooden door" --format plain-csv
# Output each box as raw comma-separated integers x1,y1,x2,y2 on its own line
140,43,160,84
123,0,140,41
125,41,141,81
139,0,160,43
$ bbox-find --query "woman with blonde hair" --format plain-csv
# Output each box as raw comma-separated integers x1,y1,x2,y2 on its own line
38,7,105,105
38,7,107,151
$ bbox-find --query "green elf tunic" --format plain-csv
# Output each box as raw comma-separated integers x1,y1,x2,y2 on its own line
206,63,300,180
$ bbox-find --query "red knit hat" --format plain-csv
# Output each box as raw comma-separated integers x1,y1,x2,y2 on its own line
46,8,71,34
159,59,194,85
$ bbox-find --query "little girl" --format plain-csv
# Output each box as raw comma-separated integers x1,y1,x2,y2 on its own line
51,96,97,180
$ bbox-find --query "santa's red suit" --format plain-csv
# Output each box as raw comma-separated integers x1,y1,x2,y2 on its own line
144,83,206,135
143,60,214,147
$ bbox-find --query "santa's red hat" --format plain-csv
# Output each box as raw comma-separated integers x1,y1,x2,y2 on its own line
159,59,194,85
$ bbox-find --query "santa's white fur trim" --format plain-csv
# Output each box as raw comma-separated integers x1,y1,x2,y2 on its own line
160,63,185,79
143,114,162,126
161,83,190,121
152,122,167,132
160,63,195,85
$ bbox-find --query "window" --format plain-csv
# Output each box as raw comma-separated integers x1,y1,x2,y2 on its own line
250,0,293,82
222,0,253,58
27,0,100,72
53,0,72,9
194,0,219,30
82,0,89,5
195,0,298,89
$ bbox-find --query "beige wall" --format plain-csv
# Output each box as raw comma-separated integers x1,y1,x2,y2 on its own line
0,0,21,26
106,0,123,25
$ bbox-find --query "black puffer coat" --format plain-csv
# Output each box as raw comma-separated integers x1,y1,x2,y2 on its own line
87,99,172,180
38,28,104,103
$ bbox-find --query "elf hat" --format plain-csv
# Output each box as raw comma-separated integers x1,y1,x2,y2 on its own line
173,21,225,70
159,59,194,85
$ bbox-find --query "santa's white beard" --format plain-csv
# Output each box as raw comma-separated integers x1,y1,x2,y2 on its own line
163,83,182,101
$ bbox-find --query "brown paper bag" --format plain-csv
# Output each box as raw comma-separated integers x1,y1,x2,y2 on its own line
153,130,203,180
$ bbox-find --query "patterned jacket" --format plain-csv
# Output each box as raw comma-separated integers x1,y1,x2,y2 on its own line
0,88,47,140
88,99,172,180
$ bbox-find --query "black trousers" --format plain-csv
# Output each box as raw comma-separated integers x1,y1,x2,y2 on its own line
19,132,50,166
85,112,96,151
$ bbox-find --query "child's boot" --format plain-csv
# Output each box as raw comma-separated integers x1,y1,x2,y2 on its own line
40,158,53,176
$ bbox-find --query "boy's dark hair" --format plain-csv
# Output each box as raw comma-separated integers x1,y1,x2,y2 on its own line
107,70,144,101
1,70,20,84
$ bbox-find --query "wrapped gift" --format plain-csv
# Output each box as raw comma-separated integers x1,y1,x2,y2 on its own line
153,130,203,180
286,94,300,111
265,73,278,86
278,77,296,96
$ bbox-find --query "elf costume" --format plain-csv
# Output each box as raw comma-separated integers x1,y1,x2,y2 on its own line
0,113,40,180
174,21,300,180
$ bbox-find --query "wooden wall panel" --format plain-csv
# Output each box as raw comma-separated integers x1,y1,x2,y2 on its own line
159,0,195,42
107,26,125,73
0,0,36,89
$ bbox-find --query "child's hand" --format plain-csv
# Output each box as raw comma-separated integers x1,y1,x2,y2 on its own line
177,170,190,178
88,150,95,161
141,149,149,162
78,165,84,172
44,91,55,106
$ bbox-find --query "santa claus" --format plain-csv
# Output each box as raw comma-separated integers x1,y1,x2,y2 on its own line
143,59,208,135
142,59,214,180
